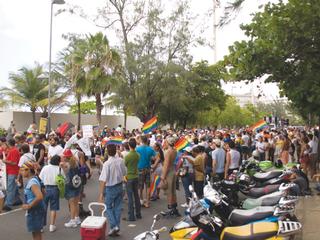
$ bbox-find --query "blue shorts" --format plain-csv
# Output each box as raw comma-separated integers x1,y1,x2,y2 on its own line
64,185,81,200
26,204,45,232
44,186,60,211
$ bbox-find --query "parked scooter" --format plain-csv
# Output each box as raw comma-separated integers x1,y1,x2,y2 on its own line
202,179,298,225
188,186,302,240
134,214,167,240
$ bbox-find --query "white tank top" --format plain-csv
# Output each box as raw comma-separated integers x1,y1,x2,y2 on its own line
229,149,240,169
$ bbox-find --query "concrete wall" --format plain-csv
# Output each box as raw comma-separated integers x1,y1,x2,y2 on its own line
0,111,142,132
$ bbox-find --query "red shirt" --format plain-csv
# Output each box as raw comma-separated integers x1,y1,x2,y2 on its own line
6,147,20,175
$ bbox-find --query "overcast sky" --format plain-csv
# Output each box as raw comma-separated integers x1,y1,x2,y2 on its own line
0,0,280,101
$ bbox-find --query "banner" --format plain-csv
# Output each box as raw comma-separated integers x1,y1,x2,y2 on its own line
64,134,78,150
82,125,93,138
39,118,48,134
0,160,7,191
77,137,91,157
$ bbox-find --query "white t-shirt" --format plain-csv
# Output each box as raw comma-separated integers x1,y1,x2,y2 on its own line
256,141,266,153
39,164,65,186
18,153,36,167
309,137,319,154
242,135,250,147
48,145,63,159
229,149,240,169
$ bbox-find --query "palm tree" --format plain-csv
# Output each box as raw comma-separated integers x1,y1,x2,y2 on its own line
106,77,132,129
219,0,246,26
0,64,68,124
75,32,121,126
1,64,49,124
59,36,87,130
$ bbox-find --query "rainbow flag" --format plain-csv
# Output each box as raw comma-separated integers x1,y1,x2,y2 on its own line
175,154,183,173
104,136,124,146
250,119,268,132
26,134,34,144
142,117,158,134
174,137,190,152
149,175,161,198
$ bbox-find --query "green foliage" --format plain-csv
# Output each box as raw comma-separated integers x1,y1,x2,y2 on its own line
91,0,206,122
69,101,96,114
197,97,269,128
159,61,226,128
221,0,320,121
61,32,121,126
0,128,7,137
0,63,68,123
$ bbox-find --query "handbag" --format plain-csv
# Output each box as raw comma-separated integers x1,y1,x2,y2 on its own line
159,178,168,190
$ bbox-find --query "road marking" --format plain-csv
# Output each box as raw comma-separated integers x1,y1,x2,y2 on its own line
0,208,22,216
128,224,136,227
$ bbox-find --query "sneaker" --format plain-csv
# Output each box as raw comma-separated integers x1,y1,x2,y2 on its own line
64,220,77,228
75,217,81,225
49,225,57,232
180,203,189,208
108,228,116,236
113,226,120,236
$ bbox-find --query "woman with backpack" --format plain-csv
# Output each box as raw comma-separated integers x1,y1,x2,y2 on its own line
39,155,64,232
61,149,81,228
21,160,46,240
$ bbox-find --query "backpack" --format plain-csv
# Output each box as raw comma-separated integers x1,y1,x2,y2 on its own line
69,167,82,189
55,168,65,198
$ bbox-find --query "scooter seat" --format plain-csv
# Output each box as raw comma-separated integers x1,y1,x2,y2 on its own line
254,171,282,181
243,191,283,209
228,206,275,226
246,184,280,198
221,221,278,240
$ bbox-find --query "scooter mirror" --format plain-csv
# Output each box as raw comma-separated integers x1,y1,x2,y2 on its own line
206,175,210,182
159,226,167,232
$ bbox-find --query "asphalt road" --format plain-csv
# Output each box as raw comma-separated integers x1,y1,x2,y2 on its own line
0,169,319,240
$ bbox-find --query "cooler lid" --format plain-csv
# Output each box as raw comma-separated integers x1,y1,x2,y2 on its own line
81,216,106,228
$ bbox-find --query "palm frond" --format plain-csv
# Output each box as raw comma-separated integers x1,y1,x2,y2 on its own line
218,0,246,27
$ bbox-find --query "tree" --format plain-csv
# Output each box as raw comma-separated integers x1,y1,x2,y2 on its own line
221,0,320,124
159,61,226,128
73,32,121,126
58,34,87,130
0,64,67,124
68,0,206,123
69,101,96,114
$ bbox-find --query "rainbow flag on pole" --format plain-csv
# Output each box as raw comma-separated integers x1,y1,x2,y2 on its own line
149,175,161,198
26,134,34,144
250,119,268,132
103,136,124,146
174,137,190,152
142,116,158,134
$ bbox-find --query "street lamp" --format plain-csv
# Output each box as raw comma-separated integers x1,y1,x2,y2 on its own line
48,0,65,134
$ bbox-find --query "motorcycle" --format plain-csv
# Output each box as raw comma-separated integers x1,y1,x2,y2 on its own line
169,182,298,240
202,179,298,226
134,214,167,240
188,185,302,240
213,178,298,210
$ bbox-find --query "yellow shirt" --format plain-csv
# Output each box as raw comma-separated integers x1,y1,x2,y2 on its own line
193,155,205,181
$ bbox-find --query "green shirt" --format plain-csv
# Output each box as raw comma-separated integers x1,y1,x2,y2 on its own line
125,150,140,180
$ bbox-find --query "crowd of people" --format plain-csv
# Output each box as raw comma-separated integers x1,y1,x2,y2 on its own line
0,122,319,239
